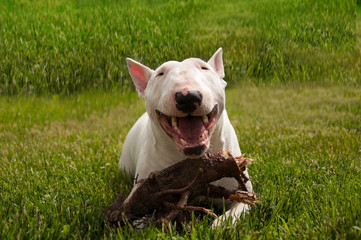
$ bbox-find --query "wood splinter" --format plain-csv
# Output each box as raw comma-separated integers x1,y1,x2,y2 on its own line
105,150,257,227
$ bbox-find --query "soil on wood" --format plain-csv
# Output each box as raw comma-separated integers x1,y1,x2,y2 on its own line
105,150,257,227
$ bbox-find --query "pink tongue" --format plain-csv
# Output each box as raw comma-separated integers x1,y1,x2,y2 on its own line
178,116,206,142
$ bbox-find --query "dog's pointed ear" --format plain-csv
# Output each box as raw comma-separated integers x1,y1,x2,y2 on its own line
126,58,154,98
208,48,225,79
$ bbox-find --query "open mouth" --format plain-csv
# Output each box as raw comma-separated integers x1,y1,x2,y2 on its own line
156,105,218,156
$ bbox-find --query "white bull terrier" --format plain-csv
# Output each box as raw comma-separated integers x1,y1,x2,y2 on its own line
119,48,253,227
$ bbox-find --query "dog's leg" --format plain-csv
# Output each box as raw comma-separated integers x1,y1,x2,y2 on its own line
210,168,253,228
211,202,250,228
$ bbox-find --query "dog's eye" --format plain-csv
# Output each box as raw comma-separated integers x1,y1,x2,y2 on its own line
157,72,164,77
201,66,209,70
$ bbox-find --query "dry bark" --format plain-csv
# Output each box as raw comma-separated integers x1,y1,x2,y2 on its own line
105,150,257,227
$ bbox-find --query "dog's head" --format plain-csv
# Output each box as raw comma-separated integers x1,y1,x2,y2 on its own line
126,48,227,157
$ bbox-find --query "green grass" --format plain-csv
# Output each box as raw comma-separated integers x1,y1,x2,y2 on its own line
0,0,204,94
1,86,361,239
1,0,361,239
0,0,359,95
193,0,358,86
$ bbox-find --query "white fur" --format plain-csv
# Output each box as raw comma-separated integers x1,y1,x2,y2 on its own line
119,48,253,227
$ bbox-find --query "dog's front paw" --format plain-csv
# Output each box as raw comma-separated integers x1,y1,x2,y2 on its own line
132,217,149,229
211,203,250,228
211,210,236,228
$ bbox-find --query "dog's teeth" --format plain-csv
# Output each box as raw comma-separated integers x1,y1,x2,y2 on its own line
202,115,209,124
172,117,176,126
171,117,179,130
180,139,187,146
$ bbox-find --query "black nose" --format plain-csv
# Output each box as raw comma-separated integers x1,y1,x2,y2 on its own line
175,90,202,114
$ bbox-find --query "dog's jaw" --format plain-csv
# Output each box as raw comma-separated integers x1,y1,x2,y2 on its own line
155,105,218,157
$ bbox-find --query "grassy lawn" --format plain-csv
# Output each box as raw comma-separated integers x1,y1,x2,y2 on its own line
1,86,361,239
1,0,360,239
0,0,358,94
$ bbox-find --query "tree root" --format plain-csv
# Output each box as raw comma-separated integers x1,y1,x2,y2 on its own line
105,150,257,227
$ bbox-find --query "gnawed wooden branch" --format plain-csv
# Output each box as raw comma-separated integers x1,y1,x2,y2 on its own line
163,201,218,218
105,150,257,227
